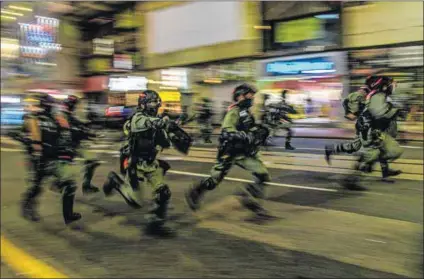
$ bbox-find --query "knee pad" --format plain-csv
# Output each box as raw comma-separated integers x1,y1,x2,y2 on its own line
253,173,270,184
202,177,217,191
154,184,171,204
61,181,77,196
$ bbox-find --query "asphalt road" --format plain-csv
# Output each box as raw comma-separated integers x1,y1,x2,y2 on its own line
1,137,423,278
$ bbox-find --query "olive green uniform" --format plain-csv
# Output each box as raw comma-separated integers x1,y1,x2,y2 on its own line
63,112,100,192
22,112,80,223
186,105,270,213
104,111,172,224
197,102,213,143
357,92,403,170
208,106,269,186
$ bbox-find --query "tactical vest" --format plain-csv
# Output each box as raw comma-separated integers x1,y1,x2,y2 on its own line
38,114,59,159
236,109,255,132
235,109,258,156
129,113,170,164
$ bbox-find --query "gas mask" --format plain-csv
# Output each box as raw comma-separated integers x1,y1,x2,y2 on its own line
238,98,253,109
145,100,161,116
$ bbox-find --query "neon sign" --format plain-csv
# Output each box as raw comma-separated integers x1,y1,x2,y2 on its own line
265,57,336,76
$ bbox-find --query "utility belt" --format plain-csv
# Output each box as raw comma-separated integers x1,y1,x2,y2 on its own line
218,126,269,158
218,142,258,158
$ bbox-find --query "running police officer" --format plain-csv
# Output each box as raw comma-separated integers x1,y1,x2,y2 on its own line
21,93,82,224
61,95,101,194
103,90,192,235
185,84,272,218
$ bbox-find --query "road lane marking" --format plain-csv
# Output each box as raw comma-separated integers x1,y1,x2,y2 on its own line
166,156,423,181
271,145,423,150
365,238,387,244
168,170,338,192
2,148,422,180
1,235,68,278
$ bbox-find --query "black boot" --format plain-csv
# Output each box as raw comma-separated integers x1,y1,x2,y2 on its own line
103,171,123,196
285,142,295,150
22,199,41,222
382,168,402,183
21,187,42,222
62,182,81,225
82,160,100,195
145,186,174,237
325,145,334,165
103,171,141,208
185,181,209,211
237,183,272,217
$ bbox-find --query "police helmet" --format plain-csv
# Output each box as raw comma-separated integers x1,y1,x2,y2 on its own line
365,76,396,95
232,83,257,102
138,90,162,116
35,93,56,113
63,95,80,112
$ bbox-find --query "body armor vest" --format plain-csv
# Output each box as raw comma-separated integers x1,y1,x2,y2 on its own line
38,114,59,159
236,109,255,132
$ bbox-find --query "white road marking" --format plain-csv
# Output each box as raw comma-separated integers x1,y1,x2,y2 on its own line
364,238,387,244
401,145,423,149
270,146,423,151
168,170,338,193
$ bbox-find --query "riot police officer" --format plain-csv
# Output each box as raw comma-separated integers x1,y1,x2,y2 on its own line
325,77,402,183
61,95,100,194
196,97,214,143
21,93,81,224
103,90,191,235
185,84,272,218
262,90,296,150
345,76,404,190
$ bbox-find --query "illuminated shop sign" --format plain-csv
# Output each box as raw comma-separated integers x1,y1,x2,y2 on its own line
113,54,133,70
1,96,21,103
159,91,181,102
265,57,335,75
160,69,188,89
108,76,148,91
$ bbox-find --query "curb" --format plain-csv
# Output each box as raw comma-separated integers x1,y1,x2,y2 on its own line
1,234,69,278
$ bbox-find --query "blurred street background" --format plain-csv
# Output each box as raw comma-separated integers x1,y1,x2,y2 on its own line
1,1,423,278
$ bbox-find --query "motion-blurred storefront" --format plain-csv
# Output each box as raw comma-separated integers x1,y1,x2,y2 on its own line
259,2,345,122
191,60,256,123
257,52,347,122
342,1,423,133
348,44,424,132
